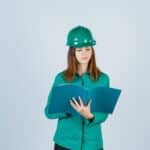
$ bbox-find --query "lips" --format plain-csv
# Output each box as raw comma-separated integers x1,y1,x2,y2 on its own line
81,57,88,60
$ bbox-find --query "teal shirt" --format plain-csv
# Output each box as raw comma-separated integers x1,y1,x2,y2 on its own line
44,70,110,150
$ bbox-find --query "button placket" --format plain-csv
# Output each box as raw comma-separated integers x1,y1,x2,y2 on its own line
81,77,84,87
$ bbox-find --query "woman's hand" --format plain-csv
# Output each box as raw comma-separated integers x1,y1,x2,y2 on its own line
70,96,94,119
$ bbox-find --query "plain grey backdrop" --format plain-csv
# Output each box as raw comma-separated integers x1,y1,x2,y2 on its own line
0,0,149,150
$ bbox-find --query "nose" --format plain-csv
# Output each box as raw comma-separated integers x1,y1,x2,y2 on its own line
81,49,88,54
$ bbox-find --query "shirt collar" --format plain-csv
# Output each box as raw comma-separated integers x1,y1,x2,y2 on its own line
75,71,90,77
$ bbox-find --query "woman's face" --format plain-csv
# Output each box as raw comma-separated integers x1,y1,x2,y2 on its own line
75,46,93,64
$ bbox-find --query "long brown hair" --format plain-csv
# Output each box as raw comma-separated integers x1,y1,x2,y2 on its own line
63,47,102,82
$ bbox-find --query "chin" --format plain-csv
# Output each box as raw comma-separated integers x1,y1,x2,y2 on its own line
79,60,89,64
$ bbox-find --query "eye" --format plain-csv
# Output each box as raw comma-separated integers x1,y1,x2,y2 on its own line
86,48,91,51
76,49,82,52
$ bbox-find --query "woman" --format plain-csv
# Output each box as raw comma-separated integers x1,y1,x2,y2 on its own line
44,25,110,150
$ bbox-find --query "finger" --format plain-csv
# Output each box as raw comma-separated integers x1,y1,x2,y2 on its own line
72,97,80,108
87,99,92,107
70,100,78,110
70,100,81,112
79,96,84,106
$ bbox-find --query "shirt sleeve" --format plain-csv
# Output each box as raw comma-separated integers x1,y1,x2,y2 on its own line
85,73,110,127
44,73,72,119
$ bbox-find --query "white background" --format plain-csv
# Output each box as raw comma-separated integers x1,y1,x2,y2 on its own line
0,0,149,150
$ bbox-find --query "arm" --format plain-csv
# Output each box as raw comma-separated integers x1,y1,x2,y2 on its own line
85,73,110,127
44,73,72,119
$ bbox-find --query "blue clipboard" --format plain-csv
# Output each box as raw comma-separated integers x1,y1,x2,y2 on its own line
47,84,122,115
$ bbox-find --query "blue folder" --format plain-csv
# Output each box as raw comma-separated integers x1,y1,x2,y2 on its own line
48,84,122,115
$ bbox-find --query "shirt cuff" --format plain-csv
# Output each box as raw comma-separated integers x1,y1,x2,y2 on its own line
87,115,95,124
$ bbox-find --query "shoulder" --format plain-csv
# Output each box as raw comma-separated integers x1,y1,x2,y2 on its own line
53,70,66,85
55,70,64,79
99,71,110,81
98,71,110,86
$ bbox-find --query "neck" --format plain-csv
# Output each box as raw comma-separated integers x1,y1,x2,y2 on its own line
77,63,88,75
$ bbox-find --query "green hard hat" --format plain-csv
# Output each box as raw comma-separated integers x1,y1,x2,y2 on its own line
66,25,96,48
